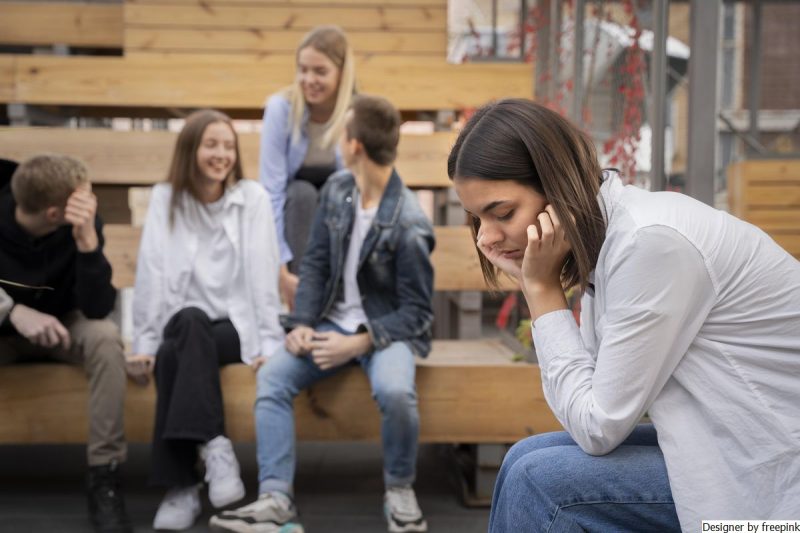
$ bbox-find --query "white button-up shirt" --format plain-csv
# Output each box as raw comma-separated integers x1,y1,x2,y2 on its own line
132,180,284,364
533,174,800,530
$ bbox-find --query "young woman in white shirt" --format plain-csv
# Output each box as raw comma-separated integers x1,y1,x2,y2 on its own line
448,99,800,532
127,109,284,531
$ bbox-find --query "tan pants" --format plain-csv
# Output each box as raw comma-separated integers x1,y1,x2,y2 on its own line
0,310,127,466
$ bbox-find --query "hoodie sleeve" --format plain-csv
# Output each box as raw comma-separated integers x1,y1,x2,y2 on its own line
73,216,117,319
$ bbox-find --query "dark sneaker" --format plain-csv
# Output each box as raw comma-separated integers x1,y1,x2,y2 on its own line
87,461,133,533
209,491,303,532
384,486,427,532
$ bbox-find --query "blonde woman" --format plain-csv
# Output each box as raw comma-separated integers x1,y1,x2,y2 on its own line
258,25,357,309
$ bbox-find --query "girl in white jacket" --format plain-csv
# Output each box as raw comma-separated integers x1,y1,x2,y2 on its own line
128,109,283,531
449,99,800,532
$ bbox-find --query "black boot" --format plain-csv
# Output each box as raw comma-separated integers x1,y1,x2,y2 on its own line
87,460,133,533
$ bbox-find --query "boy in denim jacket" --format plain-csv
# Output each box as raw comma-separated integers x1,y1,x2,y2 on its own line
211,95,434,533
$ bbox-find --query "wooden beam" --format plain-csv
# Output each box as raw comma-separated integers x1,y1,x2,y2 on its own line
0,340,560,444
127,0,446,6
125,28,445,56
2,54,533,110
0,126,455,189
0,56,15,102
102,224,515,292
0,2,123,48
125,4,447,32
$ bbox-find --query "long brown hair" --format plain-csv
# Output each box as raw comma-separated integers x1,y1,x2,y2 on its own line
166,109,244,224
447,99,606,291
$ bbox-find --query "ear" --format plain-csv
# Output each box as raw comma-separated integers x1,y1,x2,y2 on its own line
343,136,360,157
44,206,63,224
352,138,366,157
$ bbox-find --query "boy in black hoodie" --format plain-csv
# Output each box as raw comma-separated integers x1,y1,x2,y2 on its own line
0,155,131,533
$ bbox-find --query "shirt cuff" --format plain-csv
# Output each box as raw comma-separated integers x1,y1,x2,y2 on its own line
532,309,583,368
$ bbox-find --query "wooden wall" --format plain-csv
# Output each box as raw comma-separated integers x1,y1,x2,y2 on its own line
728,159,800,258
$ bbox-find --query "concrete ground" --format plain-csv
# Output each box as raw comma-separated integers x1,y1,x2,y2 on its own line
0,441,490,533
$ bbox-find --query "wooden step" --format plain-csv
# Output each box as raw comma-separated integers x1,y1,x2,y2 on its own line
0,339,561,444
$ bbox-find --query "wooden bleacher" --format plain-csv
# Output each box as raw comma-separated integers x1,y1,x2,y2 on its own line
0,126,455,189
728,159,800,259
0,0,533,111
0,223,557,445
0,3,558,502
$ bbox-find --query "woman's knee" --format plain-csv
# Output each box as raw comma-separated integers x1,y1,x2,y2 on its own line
163,307,211,336
286,179,319,208
503,431,577,472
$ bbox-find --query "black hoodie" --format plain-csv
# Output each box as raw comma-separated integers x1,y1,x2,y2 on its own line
0,159,116,333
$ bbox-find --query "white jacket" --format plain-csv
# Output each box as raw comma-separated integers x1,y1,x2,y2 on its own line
132,180,284,364
533,174,800,530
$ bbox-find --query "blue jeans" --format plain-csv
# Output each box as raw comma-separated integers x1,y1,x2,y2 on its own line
489,424,681,533
255,321,419,495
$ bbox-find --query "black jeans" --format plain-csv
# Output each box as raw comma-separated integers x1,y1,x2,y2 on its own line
150,307,240,487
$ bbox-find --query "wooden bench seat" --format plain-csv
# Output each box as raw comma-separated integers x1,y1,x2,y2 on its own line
0,339,559,445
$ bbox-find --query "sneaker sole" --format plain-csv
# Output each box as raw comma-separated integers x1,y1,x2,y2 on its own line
209,516,304,533
384,508,428,533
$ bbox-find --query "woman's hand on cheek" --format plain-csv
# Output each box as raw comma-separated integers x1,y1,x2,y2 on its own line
520,205,571,291
476,233,523,284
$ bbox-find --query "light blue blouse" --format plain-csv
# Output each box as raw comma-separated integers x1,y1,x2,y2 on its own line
258,93,343,264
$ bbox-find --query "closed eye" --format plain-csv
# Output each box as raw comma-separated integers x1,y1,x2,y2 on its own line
496,209,514,221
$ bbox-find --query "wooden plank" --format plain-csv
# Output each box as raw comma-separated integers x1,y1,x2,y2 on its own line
0,2,123,48
433,226,517,292
744,185,800,208
127,0,446,6
125,28,446,56
103,225,141,288
0,126,454,189
737,209,800,232
731,160,800,184
0,56,15,102
125,4,446,32
103,224,507,292
5,54,533,110
771,232,800,257
0,341,561,444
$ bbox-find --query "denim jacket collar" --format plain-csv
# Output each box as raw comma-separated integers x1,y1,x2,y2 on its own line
354,169,404,269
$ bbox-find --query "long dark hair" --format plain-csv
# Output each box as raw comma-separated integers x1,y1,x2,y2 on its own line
166,109,244,224
447,99,606,291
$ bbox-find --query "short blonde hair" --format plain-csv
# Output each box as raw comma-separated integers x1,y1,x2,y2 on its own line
11,154,89,213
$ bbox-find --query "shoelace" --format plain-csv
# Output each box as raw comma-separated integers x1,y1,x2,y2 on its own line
387,488,418,517
204,444,236,483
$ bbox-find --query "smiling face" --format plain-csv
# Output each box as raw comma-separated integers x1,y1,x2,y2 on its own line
454,177,548,267
297,46,341,110
196,121,237,185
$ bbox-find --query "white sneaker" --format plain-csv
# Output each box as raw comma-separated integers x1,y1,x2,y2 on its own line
201,435,246,508
153,485,201,531
209,491,301,532
384,486,427,532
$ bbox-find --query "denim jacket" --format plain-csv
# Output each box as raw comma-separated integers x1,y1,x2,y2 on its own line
282,169,435,357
